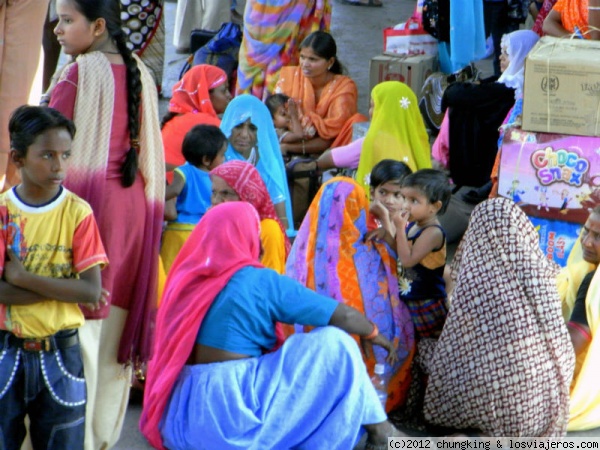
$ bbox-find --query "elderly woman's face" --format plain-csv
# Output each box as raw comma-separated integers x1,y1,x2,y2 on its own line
500,47,510,73
229,118,258,155
210,175,240,206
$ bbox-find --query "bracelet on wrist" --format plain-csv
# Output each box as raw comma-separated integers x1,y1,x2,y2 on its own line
301,139,306,156
363,322,379,340
589,6,600,10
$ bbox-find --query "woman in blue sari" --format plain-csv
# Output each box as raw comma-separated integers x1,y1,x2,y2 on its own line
141,201,405,449
220,94,294,234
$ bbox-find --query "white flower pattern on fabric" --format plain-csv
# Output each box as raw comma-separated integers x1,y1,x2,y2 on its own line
363,173,371,187
400,97,411,109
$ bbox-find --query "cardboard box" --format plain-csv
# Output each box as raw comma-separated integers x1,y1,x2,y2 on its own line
498,126,600,266
522,36,600,137
369,54,438,99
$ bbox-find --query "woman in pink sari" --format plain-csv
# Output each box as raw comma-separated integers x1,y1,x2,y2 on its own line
49,0,164,447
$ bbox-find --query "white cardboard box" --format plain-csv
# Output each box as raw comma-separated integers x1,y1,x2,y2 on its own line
522,36,600,137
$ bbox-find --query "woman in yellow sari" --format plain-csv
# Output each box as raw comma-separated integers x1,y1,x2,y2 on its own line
560,206,600,431
314,81,431,200
275,31,366,155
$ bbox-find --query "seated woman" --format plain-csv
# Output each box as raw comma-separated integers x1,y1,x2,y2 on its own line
162,64,232,181
543,0,600,40
315,81,431,198
286,177,415,412
140,202,404,450
557,206,600,431
236,0,331,99
274,31,367,157
210,160,290,274
421,198,574,436
220,94,293,233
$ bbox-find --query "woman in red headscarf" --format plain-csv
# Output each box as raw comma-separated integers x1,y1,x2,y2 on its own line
210,160,290,273
162,64,232,182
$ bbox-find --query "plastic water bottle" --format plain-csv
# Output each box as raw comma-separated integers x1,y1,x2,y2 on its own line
371,363,388,409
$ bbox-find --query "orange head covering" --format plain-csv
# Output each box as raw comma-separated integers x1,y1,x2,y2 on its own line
169,65,228,116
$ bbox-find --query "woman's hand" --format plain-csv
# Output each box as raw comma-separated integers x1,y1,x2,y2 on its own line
280,142,290,157
361,333,399,365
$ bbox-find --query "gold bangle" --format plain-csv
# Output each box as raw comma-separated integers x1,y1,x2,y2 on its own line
364,322,379,340
301,139,306,156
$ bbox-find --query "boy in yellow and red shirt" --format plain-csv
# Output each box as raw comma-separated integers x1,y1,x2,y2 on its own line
0,105,107,449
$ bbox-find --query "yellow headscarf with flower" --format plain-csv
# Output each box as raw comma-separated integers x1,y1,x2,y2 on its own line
355,81,431,199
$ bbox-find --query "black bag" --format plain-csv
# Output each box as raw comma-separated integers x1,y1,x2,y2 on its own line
190,29,217,54
285,158,322,229
179,22,242,81
421,0,450,43
506,0,530,24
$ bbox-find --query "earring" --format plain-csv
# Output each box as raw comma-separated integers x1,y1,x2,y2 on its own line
328,65,332,70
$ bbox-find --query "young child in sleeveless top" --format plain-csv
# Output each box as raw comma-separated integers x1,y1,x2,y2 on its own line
162,124,227,273
265,94,304,146
393,169,452,339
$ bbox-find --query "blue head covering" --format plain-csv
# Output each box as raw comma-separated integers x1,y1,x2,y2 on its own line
220,94,294,235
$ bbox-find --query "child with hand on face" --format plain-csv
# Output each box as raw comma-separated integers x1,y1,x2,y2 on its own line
393,169,452,339
265,94,304,151
368,167,452,339
161,124,228,273
367,159,413,247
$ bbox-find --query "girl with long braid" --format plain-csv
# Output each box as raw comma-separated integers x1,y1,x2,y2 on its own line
49,0,164,448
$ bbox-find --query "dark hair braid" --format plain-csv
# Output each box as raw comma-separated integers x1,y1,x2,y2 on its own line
113,30,141,187
74,0,142,187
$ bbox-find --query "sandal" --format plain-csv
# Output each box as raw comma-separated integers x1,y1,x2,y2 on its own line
341,0,383,7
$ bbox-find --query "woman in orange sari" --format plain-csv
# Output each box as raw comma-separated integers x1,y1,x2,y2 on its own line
275,31,366,156
286,176,415,412
162,64,232,181
543,0,600,39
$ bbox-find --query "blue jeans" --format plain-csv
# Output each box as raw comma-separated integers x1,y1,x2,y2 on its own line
0,329,86,450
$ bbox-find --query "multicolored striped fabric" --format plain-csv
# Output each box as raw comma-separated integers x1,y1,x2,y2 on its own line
286,176,415,411
236,0,331,99
403,297,449,339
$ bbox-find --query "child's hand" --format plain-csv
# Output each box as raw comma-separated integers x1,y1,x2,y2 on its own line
364,227,387,243
286,99,299,120
4,248,27,287
81,288,110,312
392,209,409,228
369,198,389,222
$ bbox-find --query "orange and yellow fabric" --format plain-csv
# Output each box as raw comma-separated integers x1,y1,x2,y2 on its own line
275,66,366,148
286,176,415,411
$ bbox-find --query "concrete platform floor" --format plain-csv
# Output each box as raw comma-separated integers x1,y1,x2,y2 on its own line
114,0,599,448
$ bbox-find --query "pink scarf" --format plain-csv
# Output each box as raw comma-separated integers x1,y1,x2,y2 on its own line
140,202,284,449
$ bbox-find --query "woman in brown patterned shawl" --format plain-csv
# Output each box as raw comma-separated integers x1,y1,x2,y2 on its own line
421,198,574,436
